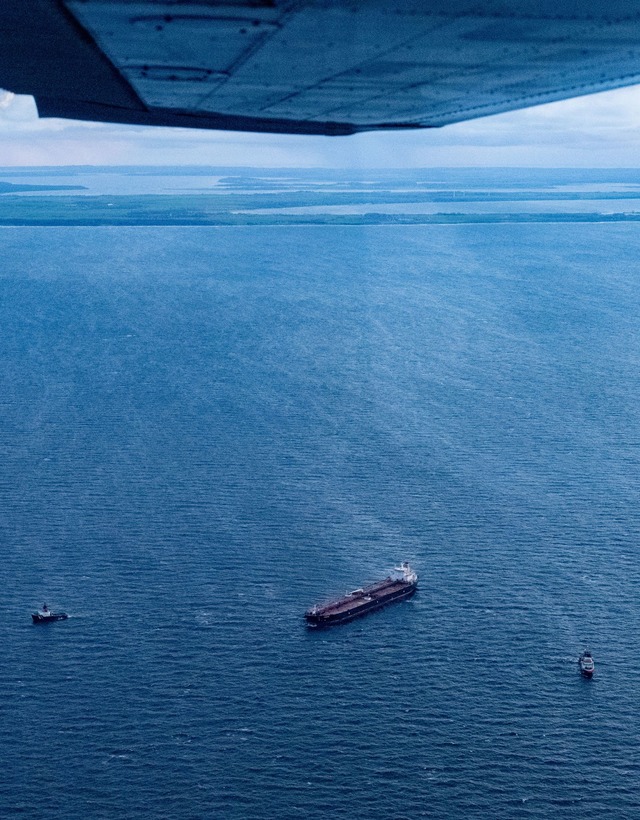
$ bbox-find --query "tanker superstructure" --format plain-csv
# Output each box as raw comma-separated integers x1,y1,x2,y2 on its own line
304,563,417,627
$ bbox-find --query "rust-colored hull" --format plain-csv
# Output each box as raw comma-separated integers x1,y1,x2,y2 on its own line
305,577,417,627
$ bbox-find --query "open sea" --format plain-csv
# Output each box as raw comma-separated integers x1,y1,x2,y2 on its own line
3,213,640,817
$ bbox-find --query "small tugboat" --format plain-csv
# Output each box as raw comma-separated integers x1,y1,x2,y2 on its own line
31,603,68,624
305,562,418,627
579,649,595,678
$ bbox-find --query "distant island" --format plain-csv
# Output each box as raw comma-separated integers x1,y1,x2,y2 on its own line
0,181,86,194
0,194,639,226
1,167,640,225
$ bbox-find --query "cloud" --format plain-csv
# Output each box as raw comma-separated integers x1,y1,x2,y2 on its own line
0,92,40,125
1,84,640,167
0,90,15,110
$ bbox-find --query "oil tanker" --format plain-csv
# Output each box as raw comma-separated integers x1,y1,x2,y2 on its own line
304,562,418,627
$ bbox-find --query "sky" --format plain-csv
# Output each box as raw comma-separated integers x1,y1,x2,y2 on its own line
2,83,640,168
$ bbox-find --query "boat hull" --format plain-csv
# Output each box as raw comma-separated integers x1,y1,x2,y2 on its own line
305,581,416,627
32,613,68,624
579,652,594,678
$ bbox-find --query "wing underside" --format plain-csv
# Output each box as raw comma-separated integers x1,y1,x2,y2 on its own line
2,1,640,135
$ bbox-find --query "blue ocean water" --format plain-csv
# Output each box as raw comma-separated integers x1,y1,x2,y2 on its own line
2,223,640,818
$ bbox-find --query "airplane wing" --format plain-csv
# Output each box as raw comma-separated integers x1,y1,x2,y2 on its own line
2,1,640,136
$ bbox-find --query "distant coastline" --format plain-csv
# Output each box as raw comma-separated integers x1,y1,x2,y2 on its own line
2,167,640,225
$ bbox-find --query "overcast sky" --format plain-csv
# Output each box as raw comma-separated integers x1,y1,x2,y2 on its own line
2,83,640,167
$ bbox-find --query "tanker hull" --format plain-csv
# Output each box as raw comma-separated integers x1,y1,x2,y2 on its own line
305,565,418,628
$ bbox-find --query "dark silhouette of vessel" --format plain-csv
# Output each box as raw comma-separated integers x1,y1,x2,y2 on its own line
305,563,418,627
31,603,68,624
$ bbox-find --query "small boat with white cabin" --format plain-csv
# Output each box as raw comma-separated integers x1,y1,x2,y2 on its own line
579,649,594,678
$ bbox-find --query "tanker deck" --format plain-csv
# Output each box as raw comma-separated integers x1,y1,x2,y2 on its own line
305,563,417,627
